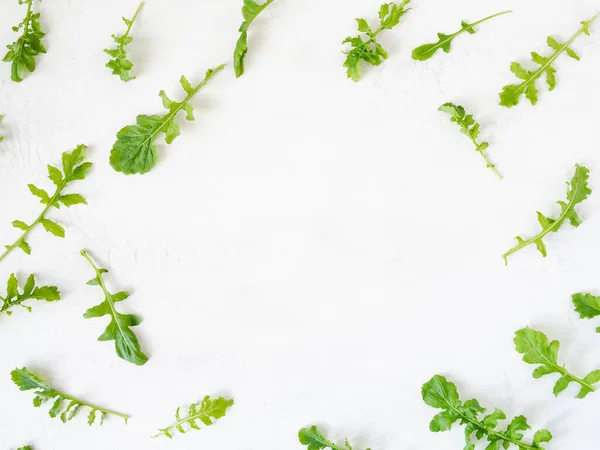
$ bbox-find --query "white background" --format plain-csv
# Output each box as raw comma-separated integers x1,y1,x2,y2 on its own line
1,0,600,449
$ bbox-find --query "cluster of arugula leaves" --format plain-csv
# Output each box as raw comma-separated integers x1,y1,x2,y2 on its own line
104,2,144,82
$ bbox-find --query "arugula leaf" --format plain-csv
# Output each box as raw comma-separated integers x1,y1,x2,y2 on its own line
299,425,370,450
153,395,234,439
1,273,60,316
439,102,501,179
500,14,599,107
343,1,411,81
11,367,129,425
234,0,274,78
17,447,32,450
413,10,512,61
0,145,91,264
572,292,600,332
104,2,144,82
503,164,591,263
81,250,148,366
514,327,600,398
109,65,225,175
3,0,46,82
422,374,552,450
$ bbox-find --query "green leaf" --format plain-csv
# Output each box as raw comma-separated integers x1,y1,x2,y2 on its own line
28,184,50,204
500,14,598,107
57,194,87,207
412,11,511,61
422,374,552,449
40,218,65,238
514,327,599,398
343,1,411,81
503,165,591,263
104,2,144,81
47,165,63,186
11,367,128,425
572,292,600,324
12,220,29,231
81,250,148,366
298,425,359,450
0,272,60,316
233,0,274,78
438,102,500,179
110,65,225,175
153,395,234,439
3,0,47,82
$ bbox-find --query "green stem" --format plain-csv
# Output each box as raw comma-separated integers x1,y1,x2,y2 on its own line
134,64,225,152
510,13,599,97
21,0,34,36
56,389,130,422
502,175,587,263
467,135,502,180
122,1,144,40
0,180,66,264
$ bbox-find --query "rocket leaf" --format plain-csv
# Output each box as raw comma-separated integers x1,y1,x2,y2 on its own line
1,273,60,316
81,250,148,366
422,374,552,450
2,0,46,82
0,145,91,264
109,65,225,175
153,395,234,439
11,367,129,425
438,102,501,179
413,10,511,61
343,1,411,81
299,425,371,450
500,14,599,107
503,164,591,263
104,2,144,82
514,327,600,398
233,0,274,78
572,292,600,332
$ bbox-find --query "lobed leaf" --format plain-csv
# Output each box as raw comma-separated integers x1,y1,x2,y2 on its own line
343,1,411,81
422,374,552,449
81,250,148,366
412,11,511,61
110,65,224,175
298,425,367,450
2,0,46,82
503,164,591,263
572,292,600,332
234,0,274,78
514,327,600,398
438,102,500,179
11,367,128,425
104,2,144,81
153,395,234,439
1,273,60,316
500,14,598,107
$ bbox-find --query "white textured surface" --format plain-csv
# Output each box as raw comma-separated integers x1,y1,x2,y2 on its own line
1,0,600,449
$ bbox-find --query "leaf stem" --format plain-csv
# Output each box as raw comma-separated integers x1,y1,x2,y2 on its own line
502,175,587,263
133,64,225,153
0,180,66,264
152,404,223,438
122,2,144,40
466,135,502,180
509,13,599,98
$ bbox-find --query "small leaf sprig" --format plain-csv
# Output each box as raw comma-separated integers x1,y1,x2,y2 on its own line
109,65,225,175
3,0,46,82
439,102,501,179
81,250,148,366
514,327,600,398
572,292,600,332
343,1,411,82
422,375,552,450
0,145,91,264
1,273,59,316
299,425,371,450
500,14,599,107
503,164,591,263
413,10,512,61
11,367,129,425
234,0,274,78
104,1,144,82
153,395,234,439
